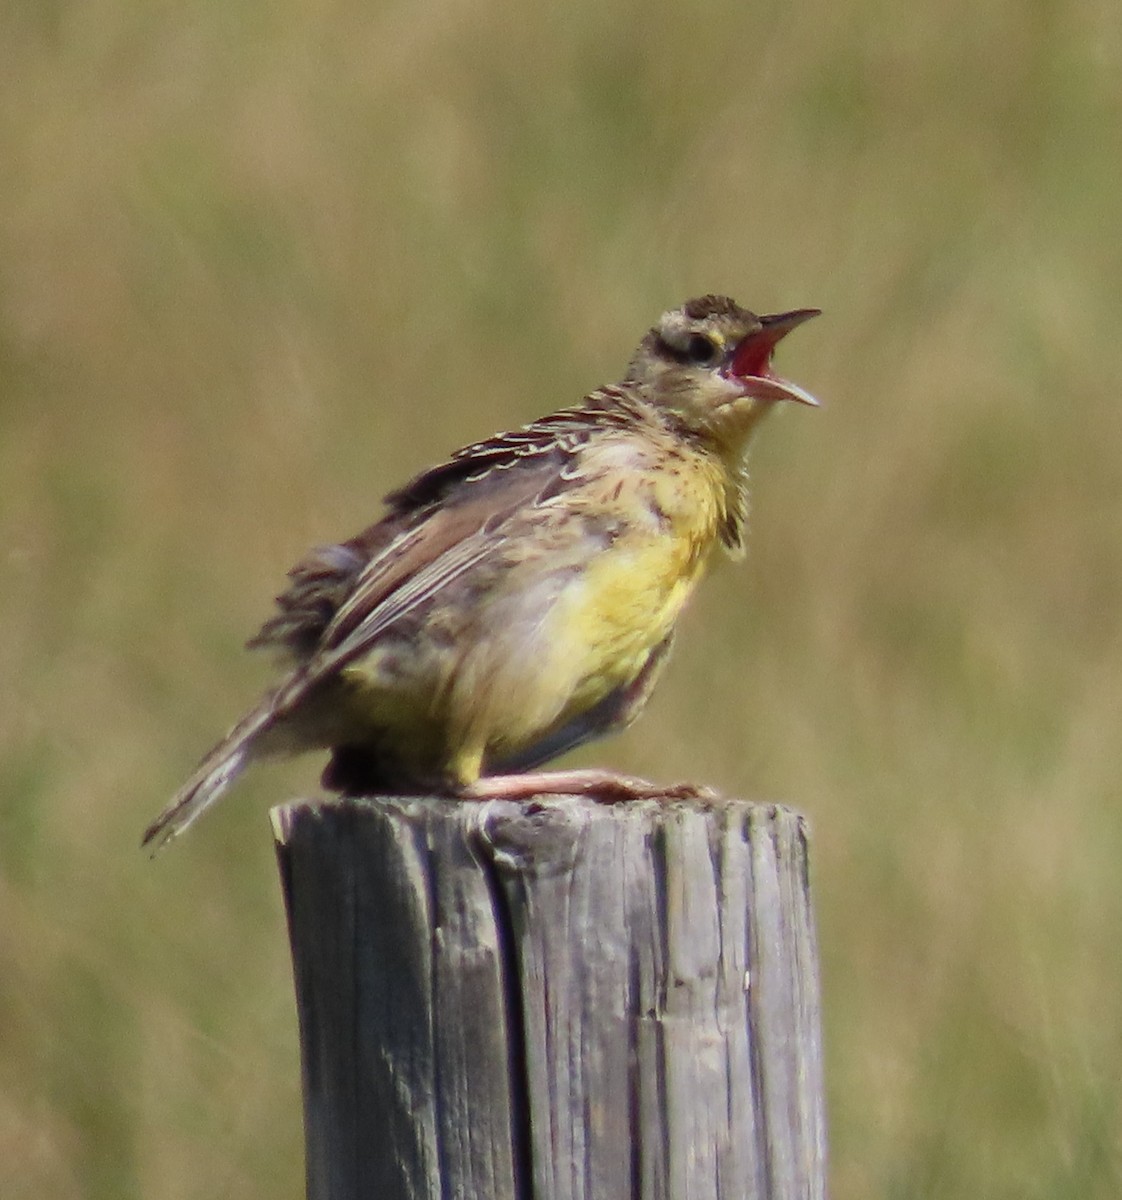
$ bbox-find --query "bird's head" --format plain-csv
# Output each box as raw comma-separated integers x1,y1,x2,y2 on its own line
627,295,820,455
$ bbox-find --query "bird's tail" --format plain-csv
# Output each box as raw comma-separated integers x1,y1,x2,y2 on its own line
142,702,278,854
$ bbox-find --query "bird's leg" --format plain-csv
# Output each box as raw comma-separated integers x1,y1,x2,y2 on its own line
462,768,717,803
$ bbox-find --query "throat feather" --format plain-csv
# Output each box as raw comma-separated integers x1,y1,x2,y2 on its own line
719,469,750,556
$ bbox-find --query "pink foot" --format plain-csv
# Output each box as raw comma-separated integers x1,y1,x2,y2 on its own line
462,769,717,804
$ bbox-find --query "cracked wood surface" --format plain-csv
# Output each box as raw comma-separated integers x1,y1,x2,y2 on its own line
273,794,825,1200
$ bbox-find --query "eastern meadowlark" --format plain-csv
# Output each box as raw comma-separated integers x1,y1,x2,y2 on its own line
143,295,819,851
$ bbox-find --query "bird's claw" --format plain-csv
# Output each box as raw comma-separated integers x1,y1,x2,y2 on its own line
659,780,720,802
584,775,720,804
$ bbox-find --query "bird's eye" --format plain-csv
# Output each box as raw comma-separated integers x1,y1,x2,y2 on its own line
685,334,719,366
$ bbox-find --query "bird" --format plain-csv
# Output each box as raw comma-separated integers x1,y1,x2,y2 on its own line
142,294,819,851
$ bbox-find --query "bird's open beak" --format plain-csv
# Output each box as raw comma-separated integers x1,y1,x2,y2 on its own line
727,308,821,406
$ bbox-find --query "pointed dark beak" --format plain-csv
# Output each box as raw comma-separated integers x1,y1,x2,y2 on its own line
728,308,821,406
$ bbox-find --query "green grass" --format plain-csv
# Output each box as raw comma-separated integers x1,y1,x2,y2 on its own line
4,0,1122,1195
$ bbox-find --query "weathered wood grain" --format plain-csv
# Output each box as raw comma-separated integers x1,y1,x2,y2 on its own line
273,795,825,1200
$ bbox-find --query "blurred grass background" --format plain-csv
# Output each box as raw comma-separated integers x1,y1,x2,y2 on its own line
3,0,1122,1195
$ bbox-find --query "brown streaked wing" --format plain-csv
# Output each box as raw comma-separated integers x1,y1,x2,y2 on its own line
301,387,648,658
268,437,581,712
248,411,590,661
258,384,655,716
381,386,646,510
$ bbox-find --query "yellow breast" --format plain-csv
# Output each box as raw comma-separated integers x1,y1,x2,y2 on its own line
542,439,728,706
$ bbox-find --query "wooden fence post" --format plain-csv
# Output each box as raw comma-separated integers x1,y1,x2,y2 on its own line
272,794,826,1200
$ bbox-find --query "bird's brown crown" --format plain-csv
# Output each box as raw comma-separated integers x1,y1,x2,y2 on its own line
681,294,754,322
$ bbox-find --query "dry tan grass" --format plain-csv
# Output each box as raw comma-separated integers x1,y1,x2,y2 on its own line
3,1,1122,1195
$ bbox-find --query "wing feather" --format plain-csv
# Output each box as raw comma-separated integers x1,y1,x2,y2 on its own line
267,441,580,714
250,385,658,718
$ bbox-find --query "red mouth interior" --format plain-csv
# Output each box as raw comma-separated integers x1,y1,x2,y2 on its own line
730,329,784,380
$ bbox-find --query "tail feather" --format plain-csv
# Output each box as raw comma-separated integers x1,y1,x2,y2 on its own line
142,704,275,853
